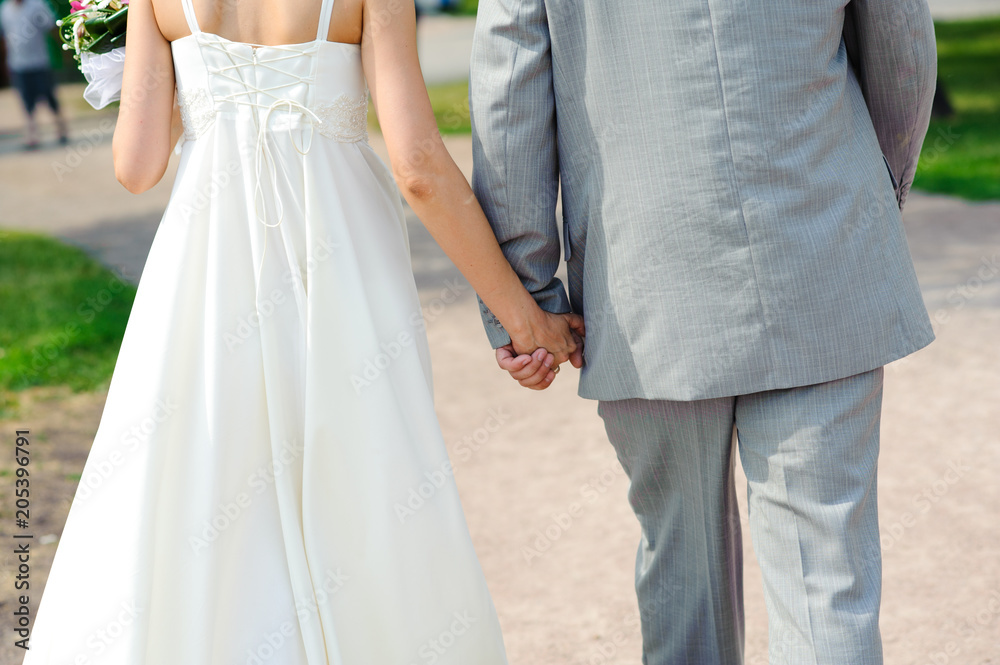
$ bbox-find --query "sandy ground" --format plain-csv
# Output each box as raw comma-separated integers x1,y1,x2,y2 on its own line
0,84,999,664
927,0,1000,20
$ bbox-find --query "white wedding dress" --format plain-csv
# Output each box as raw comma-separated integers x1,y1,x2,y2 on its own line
21,0,509,663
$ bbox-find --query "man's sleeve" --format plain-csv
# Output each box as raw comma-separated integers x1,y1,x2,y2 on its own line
469,0,570,349
844,0,938,210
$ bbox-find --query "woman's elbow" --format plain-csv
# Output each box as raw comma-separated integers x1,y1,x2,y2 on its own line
395,172,439,203
113,151,163,194
112,127,170,193
115,168,154,194
392,152,450,205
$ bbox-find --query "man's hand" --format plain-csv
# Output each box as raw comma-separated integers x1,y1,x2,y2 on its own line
496,346,558,390
495,316,585,390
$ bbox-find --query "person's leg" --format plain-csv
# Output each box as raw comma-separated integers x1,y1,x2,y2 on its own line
38,68,69,143
735,367,884,665
11,70,40,149
598,397,744,665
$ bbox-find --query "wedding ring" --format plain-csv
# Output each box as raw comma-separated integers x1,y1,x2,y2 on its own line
551,365,561,374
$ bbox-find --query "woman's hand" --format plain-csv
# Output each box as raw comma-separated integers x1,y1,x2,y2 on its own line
495,311,585,390
507,309,585,366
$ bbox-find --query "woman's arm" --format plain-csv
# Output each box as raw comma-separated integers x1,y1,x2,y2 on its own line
359,0,582,365
112,0,176,194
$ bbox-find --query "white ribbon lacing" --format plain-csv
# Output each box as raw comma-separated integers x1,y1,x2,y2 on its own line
204,40,324,301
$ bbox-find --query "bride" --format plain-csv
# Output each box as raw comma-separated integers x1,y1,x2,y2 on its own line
21,0,583,662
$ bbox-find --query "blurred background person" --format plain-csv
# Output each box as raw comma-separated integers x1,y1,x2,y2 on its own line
0,0,68,149
414,0,458,22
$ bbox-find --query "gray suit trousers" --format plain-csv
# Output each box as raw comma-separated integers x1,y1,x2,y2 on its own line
598,367,884,665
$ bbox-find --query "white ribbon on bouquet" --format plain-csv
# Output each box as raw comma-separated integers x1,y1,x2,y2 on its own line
80,46,126,109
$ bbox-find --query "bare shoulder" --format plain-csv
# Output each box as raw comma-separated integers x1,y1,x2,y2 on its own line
148,0,189,41
148,0,365,45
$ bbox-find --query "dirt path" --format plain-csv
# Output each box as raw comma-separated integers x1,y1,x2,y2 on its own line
0,113,998,664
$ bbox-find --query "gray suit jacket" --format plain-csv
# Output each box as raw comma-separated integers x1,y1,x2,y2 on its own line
470,0,937,401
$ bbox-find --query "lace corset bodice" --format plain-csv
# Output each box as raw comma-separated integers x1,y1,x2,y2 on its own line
168,0,379,302
171,33,369,145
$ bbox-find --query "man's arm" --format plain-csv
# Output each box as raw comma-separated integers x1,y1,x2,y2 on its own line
844,0,938,210
469,0,570,349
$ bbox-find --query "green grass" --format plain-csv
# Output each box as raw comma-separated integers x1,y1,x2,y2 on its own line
0,231,136,402
426,81,472,134
445,0,478,16
369,80,472,135
913,17,1000,201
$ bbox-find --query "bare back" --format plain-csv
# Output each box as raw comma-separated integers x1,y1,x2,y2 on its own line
150,0,363,46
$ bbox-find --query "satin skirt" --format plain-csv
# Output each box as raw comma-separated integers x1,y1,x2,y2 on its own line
22,123,509,665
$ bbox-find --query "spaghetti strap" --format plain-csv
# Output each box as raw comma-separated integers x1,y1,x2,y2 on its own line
315,0,336,41
180,0,201,34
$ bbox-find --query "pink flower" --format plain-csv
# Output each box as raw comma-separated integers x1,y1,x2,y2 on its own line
70,1,86,11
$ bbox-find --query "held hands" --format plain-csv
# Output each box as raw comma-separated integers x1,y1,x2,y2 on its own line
497,310,585,390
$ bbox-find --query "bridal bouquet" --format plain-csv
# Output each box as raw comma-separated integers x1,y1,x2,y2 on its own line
57,0,129,109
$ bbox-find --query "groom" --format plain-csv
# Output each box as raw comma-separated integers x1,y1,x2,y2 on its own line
469,0,938,663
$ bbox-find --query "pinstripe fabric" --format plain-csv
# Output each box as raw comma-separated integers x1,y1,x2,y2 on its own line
470,0,937,401
598,367,885,665
597,397,745,664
